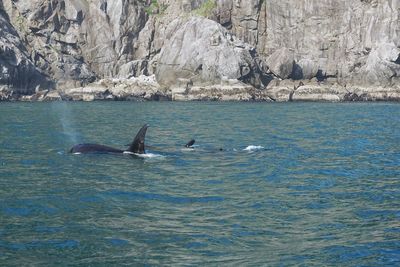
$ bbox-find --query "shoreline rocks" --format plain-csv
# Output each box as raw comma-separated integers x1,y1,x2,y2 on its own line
1,1,399,102
1,76,399,102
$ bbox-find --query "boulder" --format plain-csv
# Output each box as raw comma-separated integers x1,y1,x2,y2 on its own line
173,80,272,101
42,90,61,101
346,86,400,101
117,60,149,79
265,47,294,79
296,59,319,80
291,84,346,101
61,75,169,101
356,42,400,86
264,80,297,102
156,17,263,88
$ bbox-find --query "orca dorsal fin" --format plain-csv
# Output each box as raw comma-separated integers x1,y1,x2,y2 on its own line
185,139,195,148
128,124,149,154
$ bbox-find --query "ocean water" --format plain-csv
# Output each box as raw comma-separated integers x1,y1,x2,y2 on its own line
0,101,399,266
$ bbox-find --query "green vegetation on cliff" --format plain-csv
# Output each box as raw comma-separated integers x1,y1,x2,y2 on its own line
144,0,168,15
192,0,216,18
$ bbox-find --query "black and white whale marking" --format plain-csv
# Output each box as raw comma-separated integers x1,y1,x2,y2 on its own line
69,124,149,155
185,139,195,148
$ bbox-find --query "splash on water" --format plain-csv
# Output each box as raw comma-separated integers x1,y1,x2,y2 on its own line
181,148,195,152
124,150,165,158
135,152,165,159
243,145,264,151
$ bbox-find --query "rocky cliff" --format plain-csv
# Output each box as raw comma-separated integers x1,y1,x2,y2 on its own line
0,3,52,99
0,0,399,101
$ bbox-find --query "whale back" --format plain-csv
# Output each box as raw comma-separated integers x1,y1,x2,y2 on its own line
127,124,149,154
185,139,195,148
70,144,123,154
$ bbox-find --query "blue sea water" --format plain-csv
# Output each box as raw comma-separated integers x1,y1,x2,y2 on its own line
0,101,399,266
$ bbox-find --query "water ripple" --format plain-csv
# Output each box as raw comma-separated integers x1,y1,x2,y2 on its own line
102,190,225,204
0,102,399,265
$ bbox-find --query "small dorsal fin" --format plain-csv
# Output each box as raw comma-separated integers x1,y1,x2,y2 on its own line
185,139,195,148
128,124,149,154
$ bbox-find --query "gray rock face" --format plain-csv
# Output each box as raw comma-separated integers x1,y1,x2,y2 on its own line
4,0,97,89
0,8,51,95
265,47,294,79
215,0,400,86
0,0,399,101
356,42,400,86
156,17,265,89
258,0,400,85
62,75,169,101
216,0,262,46
2,0,149,89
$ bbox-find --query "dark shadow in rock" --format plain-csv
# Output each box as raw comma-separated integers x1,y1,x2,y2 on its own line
344,92,369,101
394,54,400,65
316,69,326,82
259,73,274,88
290,62,303,80
151,92,171,101
195,64,203,74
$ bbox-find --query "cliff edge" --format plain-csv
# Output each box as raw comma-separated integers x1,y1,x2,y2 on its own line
1,0,399,101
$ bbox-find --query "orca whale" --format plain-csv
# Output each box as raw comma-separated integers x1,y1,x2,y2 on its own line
182,139,225,151
69,124,149,155
185,139,195,148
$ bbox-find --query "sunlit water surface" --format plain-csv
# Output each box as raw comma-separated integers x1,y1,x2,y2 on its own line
0,102,399,266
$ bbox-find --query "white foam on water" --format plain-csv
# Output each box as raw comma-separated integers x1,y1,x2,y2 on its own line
73,152,82,155
243,145,264,151
181,148,195,152
134,152,165,159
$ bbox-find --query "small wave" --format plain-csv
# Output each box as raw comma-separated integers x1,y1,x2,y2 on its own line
72,152,82,155
104,190,224,204
135,152,165,159
181,148,195,152
124,151,164,158
243,145,264,151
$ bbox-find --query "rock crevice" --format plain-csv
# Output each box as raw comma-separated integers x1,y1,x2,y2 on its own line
0,0,399,101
